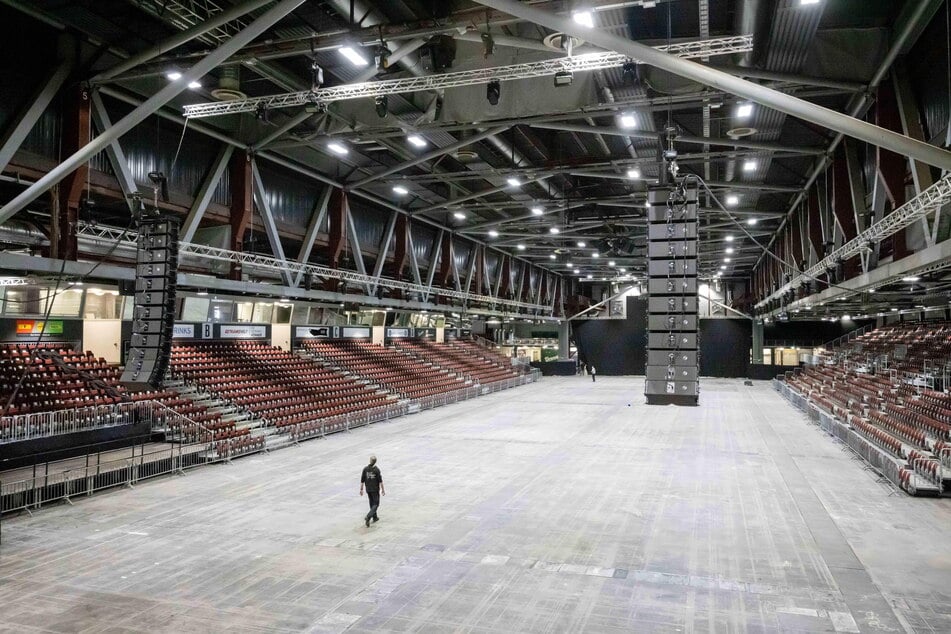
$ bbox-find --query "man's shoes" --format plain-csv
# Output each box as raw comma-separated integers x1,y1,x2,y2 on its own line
365,517,371,527
372,516,379,523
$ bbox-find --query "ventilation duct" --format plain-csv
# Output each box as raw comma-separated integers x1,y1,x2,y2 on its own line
212,65,247,101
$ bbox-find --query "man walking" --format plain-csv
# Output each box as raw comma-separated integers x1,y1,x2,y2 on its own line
360,455,385,527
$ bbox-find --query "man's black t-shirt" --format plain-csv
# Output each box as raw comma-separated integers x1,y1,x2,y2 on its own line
361,465,382,493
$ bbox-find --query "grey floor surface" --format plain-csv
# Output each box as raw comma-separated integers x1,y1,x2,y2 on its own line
1,377,950,633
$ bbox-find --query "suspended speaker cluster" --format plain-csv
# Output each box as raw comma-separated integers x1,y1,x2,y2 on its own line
644,180,700,406
120,216,179,391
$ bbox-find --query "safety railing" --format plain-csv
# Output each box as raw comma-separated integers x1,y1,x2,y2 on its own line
0,400,153,444
1,369,542,516
0,438,216,516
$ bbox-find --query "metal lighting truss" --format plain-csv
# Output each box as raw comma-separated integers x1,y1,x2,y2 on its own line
76,224,550,312
183,35,753,118
755,173,951,309
134,0,249,45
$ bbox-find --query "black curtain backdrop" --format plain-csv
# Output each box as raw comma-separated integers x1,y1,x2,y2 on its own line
573,297,647,375
700,319,751,378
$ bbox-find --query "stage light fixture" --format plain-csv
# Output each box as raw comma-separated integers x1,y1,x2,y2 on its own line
375,95,389,118
487,80,501,105
553,71,573,87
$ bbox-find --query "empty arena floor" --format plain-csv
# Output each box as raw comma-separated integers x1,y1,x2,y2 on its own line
1,378,950,633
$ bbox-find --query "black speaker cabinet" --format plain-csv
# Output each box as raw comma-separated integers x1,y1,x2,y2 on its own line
644,181,700,406
121,217,179,391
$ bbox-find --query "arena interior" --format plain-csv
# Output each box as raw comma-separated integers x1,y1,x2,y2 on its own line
1,0,951,632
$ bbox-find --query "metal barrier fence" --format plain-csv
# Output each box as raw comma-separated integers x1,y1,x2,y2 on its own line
0,401,156,444
0,369,542,516
0,440,215,516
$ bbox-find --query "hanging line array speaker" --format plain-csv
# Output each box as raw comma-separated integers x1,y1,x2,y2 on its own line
120,216,179,391
644,179,700,406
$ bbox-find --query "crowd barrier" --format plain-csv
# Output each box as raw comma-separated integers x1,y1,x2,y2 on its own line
0,401,152,444
0,369,541,516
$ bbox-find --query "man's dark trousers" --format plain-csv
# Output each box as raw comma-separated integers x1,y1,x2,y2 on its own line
366,491,380,522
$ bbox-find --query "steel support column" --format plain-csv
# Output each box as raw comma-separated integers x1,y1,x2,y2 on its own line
325,189,346,291
229,151,253,280
877,81,911,260
51,85,90,261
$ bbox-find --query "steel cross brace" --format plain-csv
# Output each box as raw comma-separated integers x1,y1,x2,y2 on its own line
73,223,550,311
182,35,753,118
755,173,951,309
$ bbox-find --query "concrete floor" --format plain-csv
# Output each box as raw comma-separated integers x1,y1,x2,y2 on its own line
1,377,950,633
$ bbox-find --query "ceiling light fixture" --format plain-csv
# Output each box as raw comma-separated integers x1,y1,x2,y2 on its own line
577,241,586,248
592,252,600,258
188,81,202,89
725,247,734,254
392,185,409,195
407,134,427,148
507,177,521,187
620,114,637,128
725,235,735,242
608,260,616,266
574,268,580,274
549,227,560,234
736,103,753,118
516,244,526,250
626,168,641,179
531,206,544,215
166,71,182,81
327,142,348,155
572,10,594,27
488,230,499,237
338,46,369,67
747,218,758,226
726,195,739,206
453,212,466,220
549,254,557,260
586,274,593,279
902,276,921,282
743,160,757,172
723,257,731,263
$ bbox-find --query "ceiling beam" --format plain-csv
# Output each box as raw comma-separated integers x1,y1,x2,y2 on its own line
471,0,951,171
